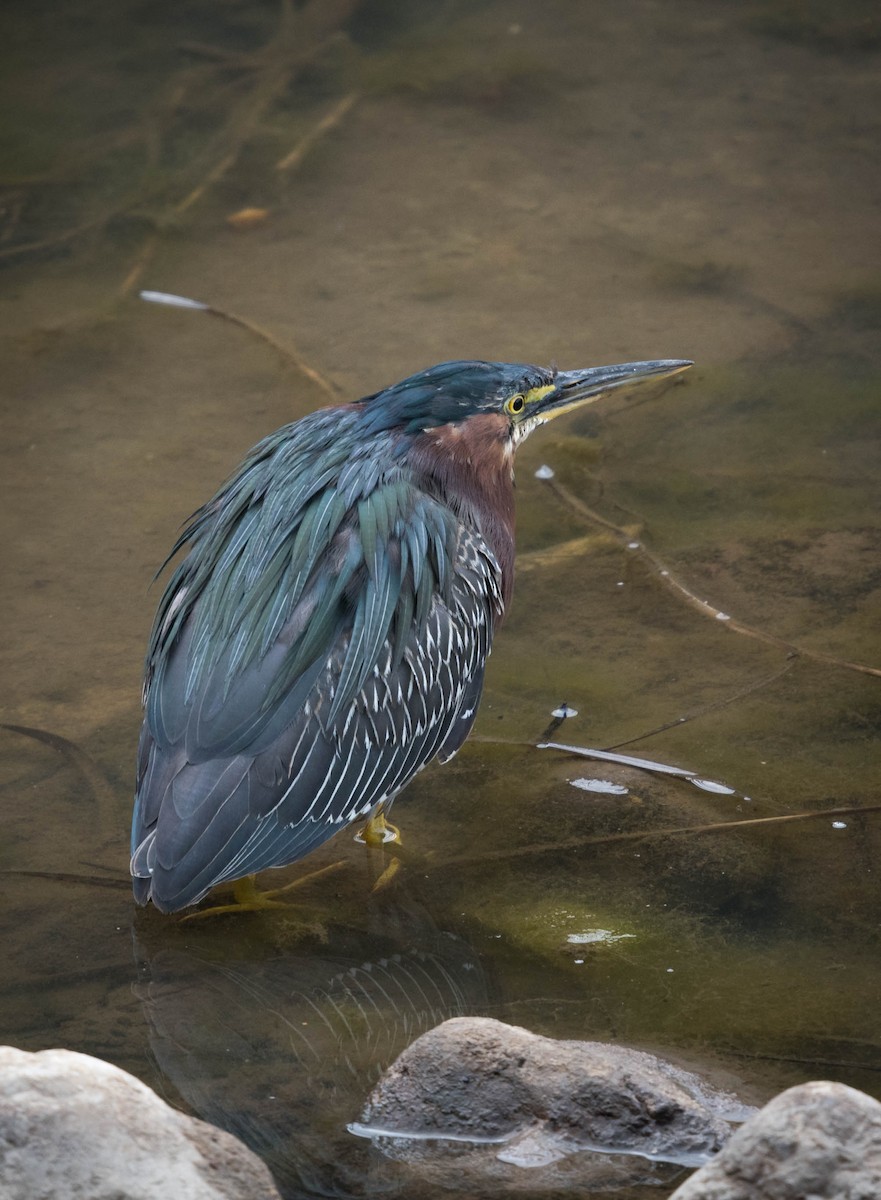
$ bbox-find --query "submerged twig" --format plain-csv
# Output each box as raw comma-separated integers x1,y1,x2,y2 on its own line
276,91,360,171
120,0,361,296
0,211,120,263
1,724,120,830
540,475,881,679
604,658,799,750
436,801,881,871
139,290,338,399
728,1049,881,1075
0,722,123,840
119,234,163,297
539,740,736,785
0,869,130,890
456,721,881,868
177,40,257,64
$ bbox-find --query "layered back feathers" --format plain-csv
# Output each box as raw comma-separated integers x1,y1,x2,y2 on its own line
145,406,471,755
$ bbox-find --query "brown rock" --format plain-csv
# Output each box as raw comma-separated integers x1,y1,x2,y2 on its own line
355,1016,751,1188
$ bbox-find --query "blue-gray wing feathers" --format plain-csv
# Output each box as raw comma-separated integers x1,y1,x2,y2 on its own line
131,414,503,911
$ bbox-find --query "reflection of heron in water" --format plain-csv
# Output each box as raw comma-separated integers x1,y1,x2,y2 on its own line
133,896,489,1198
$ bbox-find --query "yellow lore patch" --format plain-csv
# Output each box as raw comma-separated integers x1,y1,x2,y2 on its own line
524,384,556,407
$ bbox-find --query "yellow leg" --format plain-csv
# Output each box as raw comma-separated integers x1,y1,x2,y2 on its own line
357,805,402,847
262,858,346,898
180,860,345,921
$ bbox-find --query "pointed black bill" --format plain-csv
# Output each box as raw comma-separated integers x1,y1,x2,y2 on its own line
534,359,693,421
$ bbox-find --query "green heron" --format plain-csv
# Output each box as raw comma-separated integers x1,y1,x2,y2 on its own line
131,356,691,912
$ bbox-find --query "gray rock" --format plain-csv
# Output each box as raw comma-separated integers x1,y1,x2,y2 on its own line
354,1016,752,1189
0,1046,282,1200
670,1080,881,1199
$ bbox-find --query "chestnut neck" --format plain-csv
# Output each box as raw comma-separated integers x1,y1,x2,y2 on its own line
407,413,516,612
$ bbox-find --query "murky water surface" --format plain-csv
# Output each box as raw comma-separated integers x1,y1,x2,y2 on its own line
2,1,880,1195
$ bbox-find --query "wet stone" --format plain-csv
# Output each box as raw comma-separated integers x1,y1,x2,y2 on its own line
0,1046,282,1200
353,1017,753,1191
670,1080,881,1200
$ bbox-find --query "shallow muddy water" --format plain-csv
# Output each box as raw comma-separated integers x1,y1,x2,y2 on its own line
1,0,880,1195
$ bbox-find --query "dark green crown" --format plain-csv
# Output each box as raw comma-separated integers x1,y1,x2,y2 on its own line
357,359,553,434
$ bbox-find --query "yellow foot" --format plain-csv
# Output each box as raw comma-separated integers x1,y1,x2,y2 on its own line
370,856,402,894
180,860,346,921
355,807,402,847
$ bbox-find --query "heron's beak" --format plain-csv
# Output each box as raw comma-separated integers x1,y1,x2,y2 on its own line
532,359,693,421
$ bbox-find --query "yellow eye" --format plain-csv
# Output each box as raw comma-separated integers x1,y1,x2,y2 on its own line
505,393,525,416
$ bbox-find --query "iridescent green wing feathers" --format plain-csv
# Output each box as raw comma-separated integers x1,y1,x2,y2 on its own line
133,405,506,909
145,409,471,761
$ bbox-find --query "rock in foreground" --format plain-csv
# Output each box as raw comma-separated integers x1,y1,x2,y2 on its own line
354,1016,752,1190
670,1080,881,1199
0,1046,282,1200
